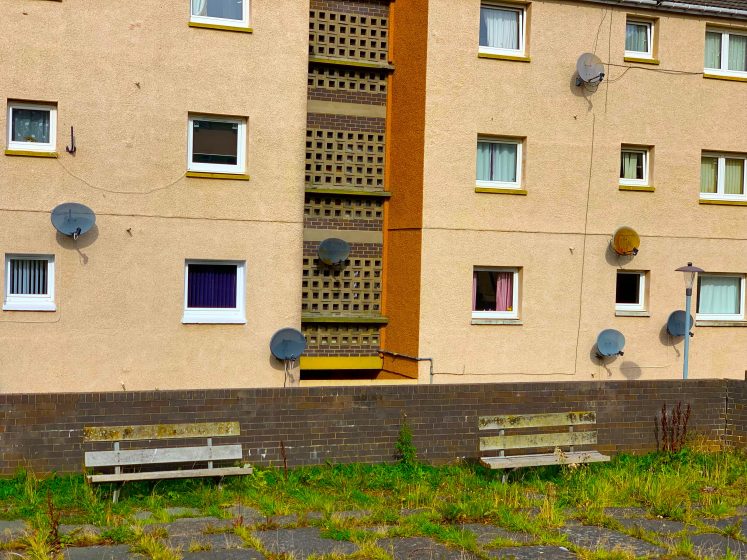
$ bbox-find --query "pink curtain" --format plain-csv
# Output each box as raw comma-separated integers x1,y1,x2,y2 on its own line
495,272,513,311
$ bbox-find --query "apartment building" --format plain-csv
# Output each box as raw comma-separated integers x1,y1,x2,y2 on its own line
1,0,746,391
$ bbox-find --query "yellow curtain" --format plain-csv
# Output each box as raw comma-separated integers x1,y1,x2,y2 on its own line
725,159,744,195
700,157,718,193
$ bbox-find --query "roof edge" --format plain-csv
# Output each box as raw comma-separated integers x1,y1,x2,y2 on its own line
579,0,747,20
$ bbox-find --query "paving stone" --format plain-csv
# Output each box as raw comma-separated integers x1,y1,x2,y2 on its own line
301,511,324,522
147,517,233,537
60,524,103,537
133,511,154,521
62,545,141,559
460,523,534,546
0,519,27,542
165,507,201,518
603,507,648,519
400,508,431,516
560,524,664,556
689,533,747,559
615,516,689,535
701,515,747,535
255,527,357,559
181,550,266,560
223,505,264,524
487,545,576,559
332,509,372,521
169,532,244,551
267,514,298,527
377,537,478,560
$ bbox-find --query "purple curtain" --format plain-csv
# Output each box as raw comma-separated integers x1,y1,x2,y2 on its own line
187,264,237,308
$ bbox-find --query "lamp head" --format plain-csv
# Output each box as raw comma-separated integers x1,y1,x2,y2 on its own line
675,262,704,291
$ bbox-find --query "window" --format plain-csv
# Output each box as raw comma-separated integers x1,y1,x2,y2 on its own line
697,274,745,321
472,268,519,319
625,19,653,58
191,0,249,27
188,115,246,174
619,147,649,187
476,138,522,189
479,4,525,56
183,260,246,324
3,255,55,311
7,102,57,153
700,153,746,201
615,271,646,312
705,28,747,77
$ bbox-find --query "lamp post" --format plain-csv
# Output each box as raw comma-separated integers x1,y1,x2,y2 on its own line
675,262,704,380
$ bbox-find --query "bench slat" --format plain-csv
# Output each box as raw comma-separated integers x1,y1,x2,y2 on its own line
84,422,240,442
85,445,242,467
479,411,597,430
481,451,610,470
87,466,252,483
480,430,597,451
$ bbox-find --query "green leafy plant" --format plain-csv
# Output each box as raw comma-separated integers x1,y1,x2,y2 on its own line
394,415,417,468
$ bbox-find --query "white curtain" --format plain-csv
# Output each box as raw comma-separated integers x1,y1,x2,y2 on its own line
625,23,648,53
725,159,744,195
192,0,207,16
699,276,741,315
477,142,516,182
10,259,47,295
701,157,718,193
704,32,722,69
480,7,519,50
621,152,642,180
12,109,50,143
728,34,747,72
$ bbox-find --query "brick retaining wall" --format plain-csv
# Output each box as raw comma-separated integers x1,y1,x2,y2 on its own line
0,380,743,475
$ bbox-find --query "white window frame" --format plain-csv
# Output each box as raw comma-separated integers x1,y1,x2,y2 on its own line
7,102,57,153
619,146,649,187
615,270,646,312
705,27,747,78
478,3,526,57
182,259,246,324
700,152,747,202
3,254,56,312
472,267,520,320
190,0,250,28
476,138,523,190
187,114,247,174
696,273,745,322
624,19,653,59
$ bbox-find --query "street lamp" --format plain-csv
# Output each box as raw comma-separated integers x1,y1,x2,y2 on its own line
675,262,704,380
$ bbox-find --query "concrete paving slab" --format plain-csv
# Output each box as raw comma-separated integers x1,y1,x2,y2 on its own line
255,527,358,559
267,514,298,527
223,505,263,525
560,524,664,556
181,550,265,560
487,545,576,559
459,523,534,546
333,509,372,521
701,515,747,535
62,545,141,559
147,517,233,537
0,520,27,542
377,537,478,560
615,516,689,535
603,507,649,519
60,524,103,537
168,532,244,551
689,533,747,559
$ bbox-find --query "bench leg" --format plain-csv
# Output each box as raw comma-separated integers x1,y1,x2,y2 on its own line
501,468,513,484
113,484,121,504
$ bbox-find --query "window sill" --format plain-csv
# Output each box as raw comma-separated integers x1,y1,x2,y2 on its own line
3,301,57,312
182,315,246,324
475,187,527,195
471,318,522,325
695,320,747,327
478,52,531,63
623,56,659,65
699,199,747,206
615,310,650,317
619,185,655,192
186,171,250,181
704,73,747,83
5,149,58,158
188,22,253,33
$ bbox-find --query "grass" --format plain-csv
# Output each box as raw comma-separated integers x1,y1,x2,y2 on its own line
0,449,743,557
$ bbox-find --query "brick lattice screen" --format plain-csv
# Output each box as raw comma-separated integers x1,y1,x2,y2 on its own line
0,380,742,475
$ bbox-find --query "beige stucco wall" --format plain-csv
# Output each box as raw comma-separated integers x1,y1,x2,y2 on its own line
0,0,309,392
417,0,747,382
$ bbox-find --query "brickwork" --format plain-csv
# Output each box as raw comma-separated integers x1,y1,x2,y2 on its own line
306,113,385,133
310,0,389,17
303,324,381,356
726,379,747,448
304,195,384,231
308,66,387,106
0,380,741,475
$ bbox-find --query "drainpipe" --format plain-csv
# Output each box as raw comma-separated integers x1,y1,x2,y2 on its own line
378,350,435,384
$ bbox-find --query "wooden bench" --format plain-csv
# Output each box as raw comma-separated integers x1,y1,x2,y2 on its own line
84,422,252,502
478,411,610,482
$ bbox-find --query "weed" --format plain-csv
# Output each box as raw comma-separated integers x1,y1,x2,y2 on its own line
575,548,636,560
395,416,417,468
131,531,181,560
100,523,136,544
656,402,691,453
20,527,62,560
187,540,212,552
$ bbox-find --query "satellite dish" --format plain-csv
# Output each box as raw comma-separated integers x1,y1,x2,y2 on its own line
318,238,350,266
612,226,640,256
270,328,306,361
576,53,605,86
667,310,694,337
51,203,96,239
595,329,625,358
